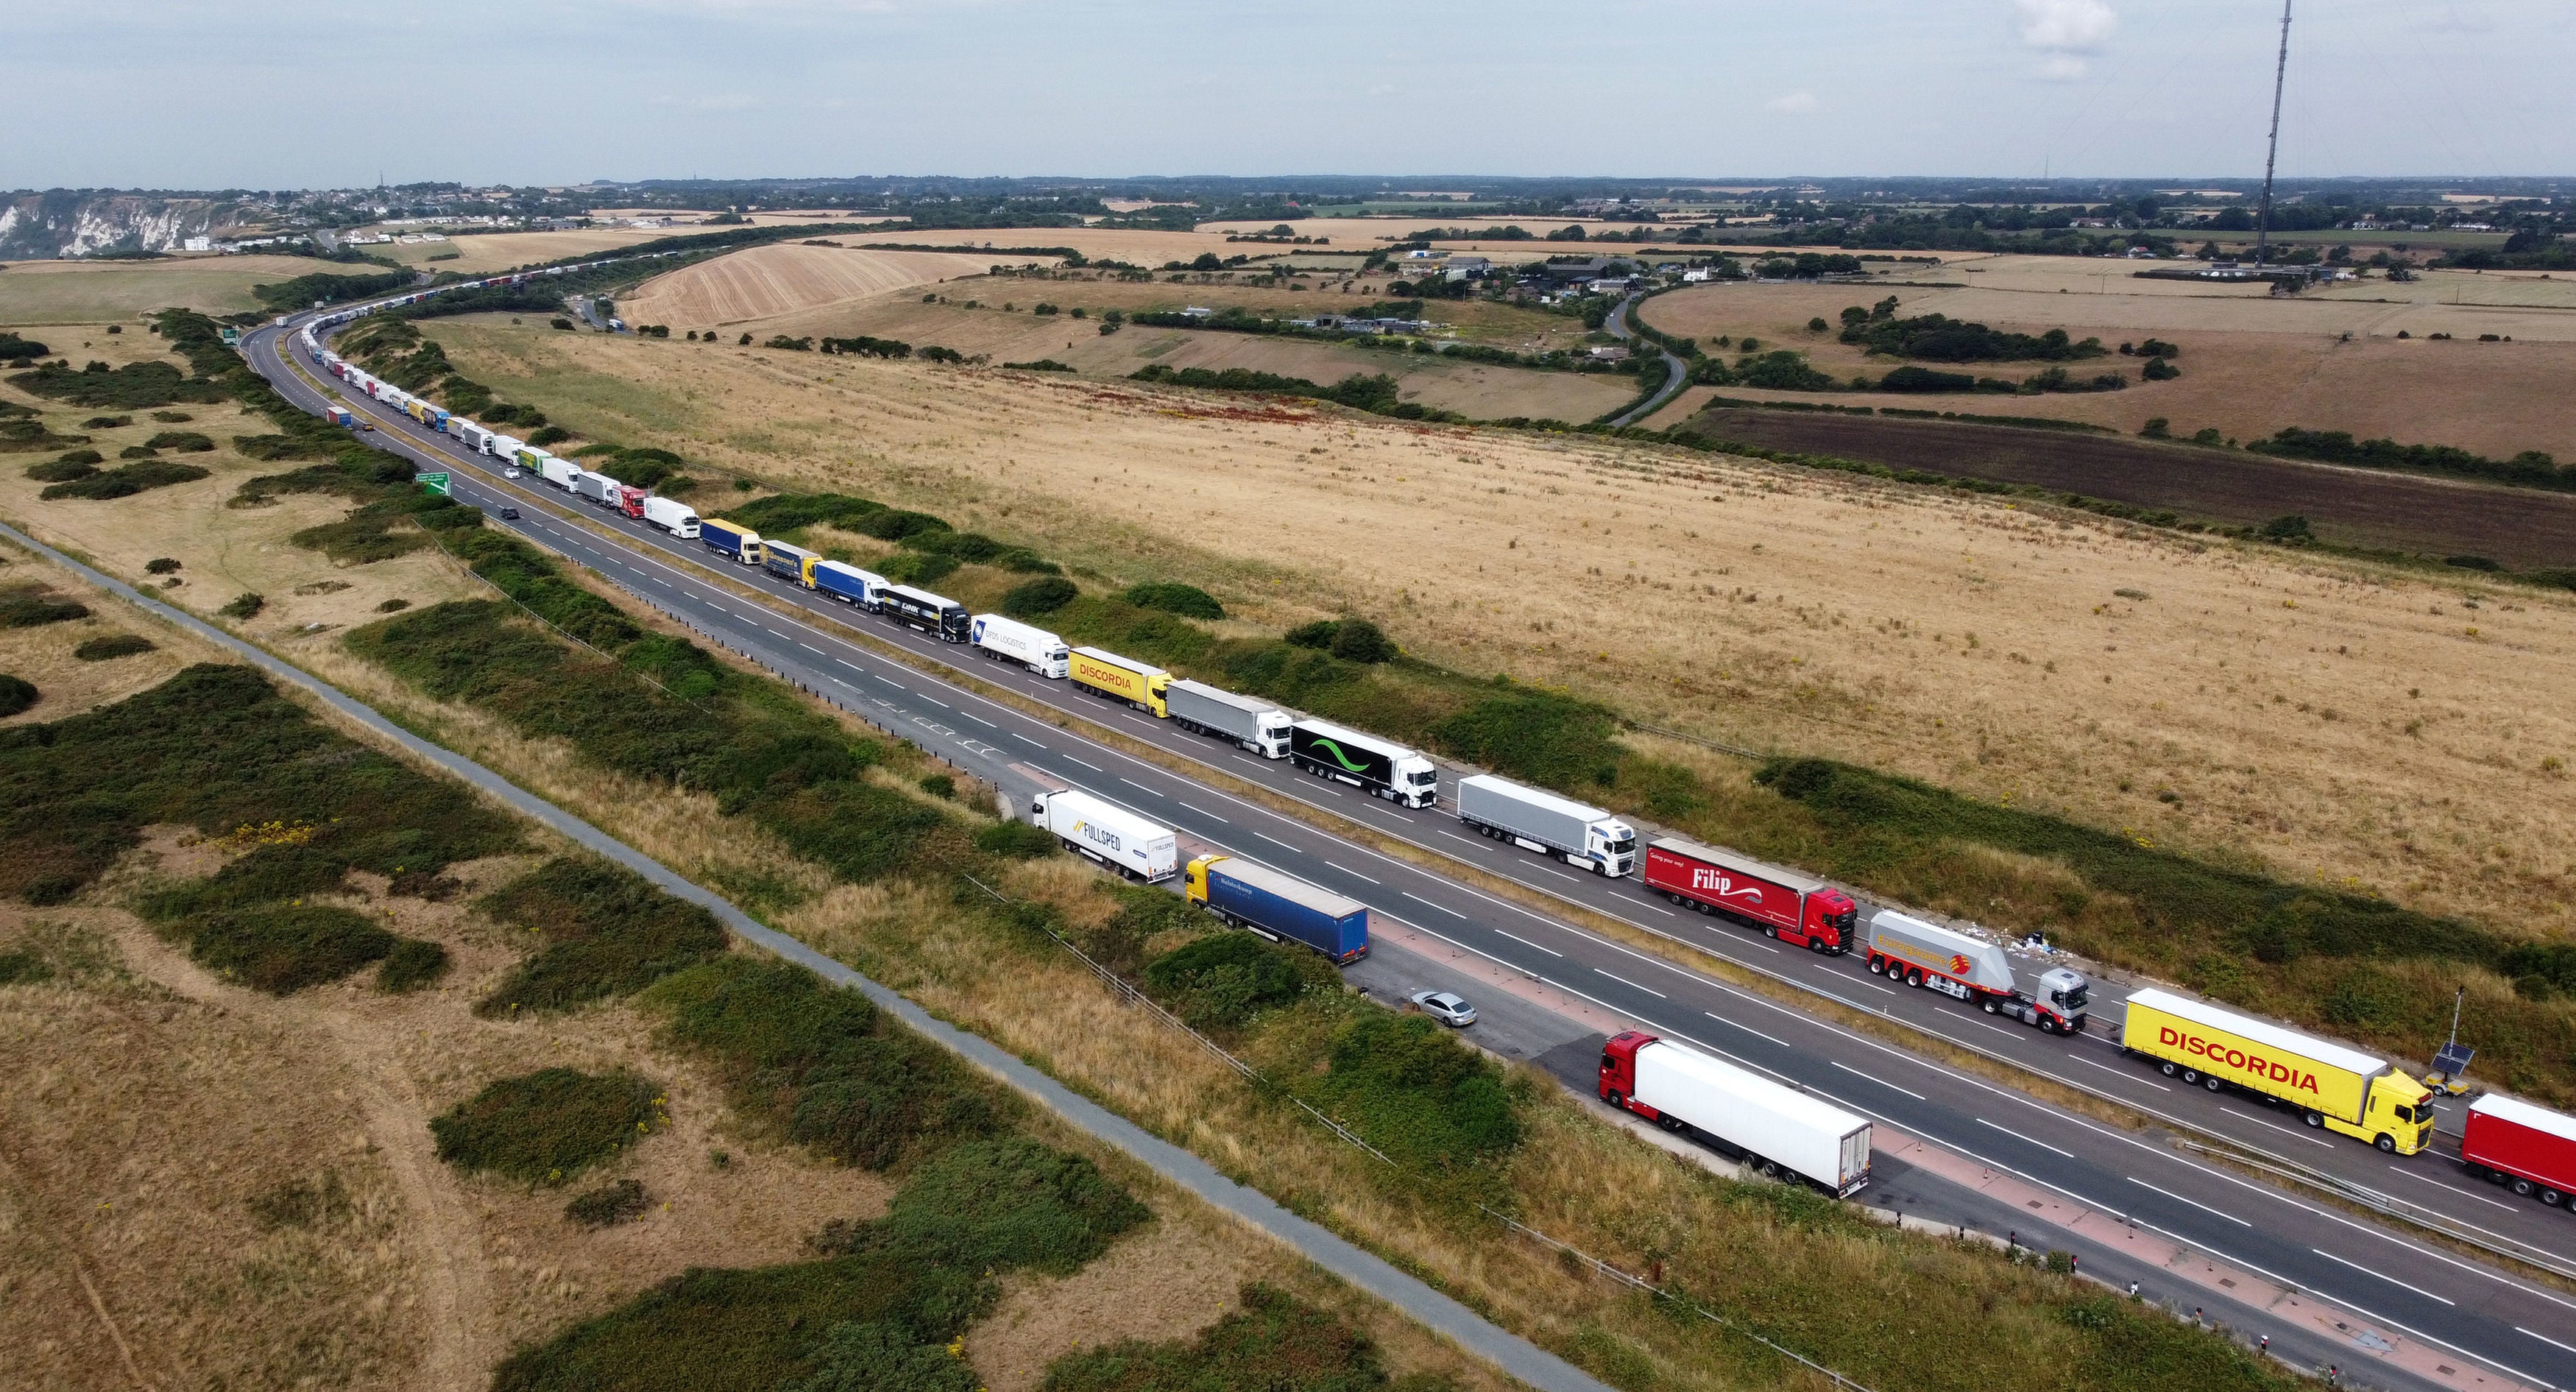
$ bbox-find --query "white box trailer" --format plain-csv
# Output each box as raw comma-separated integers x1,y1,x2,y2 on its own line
1030,787,1178,883
537,455,582,490
448,419,492,453
972,613,1070,678
1599,1031,1872,1196
642,495,699,538
490,434,524,462
1456,774,1636,876
1167,679,1290,757
575,471,621,506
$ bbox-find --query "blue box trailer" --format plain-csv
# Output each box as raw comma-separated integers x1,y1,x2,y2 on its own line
1185,855,1369,964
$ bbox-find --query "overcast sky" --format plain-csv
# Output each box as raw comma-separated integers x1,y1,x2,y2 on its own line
4,0,2566,191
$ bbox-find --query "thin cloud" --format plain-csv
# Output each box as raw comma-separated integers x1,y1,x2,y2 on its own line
1766,91,1819,116
2015,0,2115,79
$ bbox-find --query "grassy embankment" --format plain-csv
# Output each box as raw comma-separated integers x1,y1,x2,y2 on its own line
229,432,2310,1392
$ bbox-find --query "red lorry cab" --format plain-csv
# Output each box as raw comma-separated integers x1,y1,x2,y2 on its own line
617,484,650,520
1598,1031,1655,1112
1641,836,1855,953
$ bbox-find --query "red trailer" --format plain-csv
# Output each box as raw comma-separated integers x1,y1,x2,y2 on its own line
617,484,649,520
2463,1092,2576,1209
1641,836,1856,953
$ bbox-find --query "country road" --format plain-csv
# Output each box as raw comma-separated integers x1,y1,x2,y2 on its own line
246,306,2576,1392
1604,291,1690,425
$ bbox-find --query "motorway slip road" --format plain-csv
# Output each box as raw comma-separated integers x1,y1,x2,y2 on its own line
254,319,2576,1391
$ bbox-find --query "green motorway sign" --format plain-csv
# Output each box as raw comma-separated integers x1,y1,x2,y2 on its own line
418,472,451,496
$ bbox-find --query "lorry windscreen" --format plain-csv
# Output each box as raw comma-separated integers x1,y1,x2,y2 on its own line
2053,983,2090,1011
1604,835,1636,856
1406,769,1437,787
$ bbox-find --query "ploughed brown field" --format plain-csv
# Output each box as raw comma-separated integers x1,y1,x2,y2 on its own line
1674,405,2576,568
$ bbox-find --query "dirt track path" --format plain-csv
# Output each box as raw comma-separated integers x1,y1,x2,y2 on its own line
110,926,498,1392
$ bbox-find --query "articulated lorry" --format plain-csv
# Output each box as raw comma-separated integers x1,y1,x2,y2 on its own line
1866,911,2090,1034
576,471,623,508
762,540,819,586
1165,680,1289,757
812,559,882,609
2461,1093,2576,1209
641,495,699,539
882,584,970,643
1184,855,1368,963
1289,719,1438,808
445,418,492,453
2121,987,2434,1153
972,614,1069,677
1642,837,1855,953
1456,774,1635,876
489,433,524,464
1598,1031,1872,1195
1069,646,1168,716
1030,788,1178,883
700,518,762,565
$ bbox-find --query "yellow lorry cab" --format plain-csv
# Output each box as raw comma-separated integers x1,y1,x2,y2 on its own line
2123,987,2434,1153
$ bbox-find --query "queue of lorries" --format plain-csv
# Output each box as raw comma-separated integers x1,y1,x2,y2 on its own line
287,282,2576,1214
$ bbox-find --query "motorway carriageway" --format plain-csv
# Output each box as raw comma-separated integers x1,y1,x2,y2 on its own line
252,320,2576,1388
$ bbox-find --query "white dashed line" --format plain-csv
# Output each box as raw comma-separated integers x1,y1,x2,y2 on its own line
1401,892,1465,919
1593,968,1666,999
1833,1061,1924,1100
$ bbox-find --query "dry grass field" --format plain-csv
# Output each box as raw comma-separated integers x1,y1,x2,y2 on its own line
1639,261,2576,459
612,244,996,327
426,320,2576,946
0,255,348,325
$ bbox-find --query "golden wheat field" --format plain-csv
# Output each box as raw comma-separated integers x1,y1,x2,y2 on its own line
424,321,2576,944
0,255,346,325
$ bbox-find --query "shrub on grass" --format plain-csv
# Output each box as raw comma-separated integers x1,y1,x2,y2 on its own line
1283,616,1396,663
0,674,35,717
1427,681,1624,788
1041,1282,1404,1392
1121,582,1225,620
184,903,397,994
429,1068,664,1184
651,957,1007,1170
1002,576,1077,618
779,1321,978,1392
975,819,1057,859
858,1137,1148,1276
74,634,155,661
46,459,215,504
877,550,959,587
24,458,99,483
218,592,265,619
144,557,180,573
475,857,728,1014
145,430,215,452
565,1177,650,1229
1142,930,1314,1031
378,937,451,992
0,587,91,627
1292,1011,1521,1195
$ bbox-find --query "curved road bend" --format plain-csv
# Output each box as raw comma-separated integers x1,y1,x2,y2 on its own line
1604,291,1690,426
249,318,2576,1391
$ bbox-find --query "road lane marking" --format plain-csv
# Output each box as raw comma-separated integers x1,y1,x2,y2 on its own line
2127,1177,2251,1227
2222,1106,2334,1148
1323,861,1377,884
2385,1166,2520,1214
1493,929,1563,958
1707,1014,1787,1048
2310,1247,2453,1305
2078,1056,2170,1091
1119,778,1158,795
1977,1117,2073,1157
1593,968,1666,999
1252,832,1301,854
1065,755,1103,771
1176,802,1228,823
1401,892,1465,919
1832,1061,1923,1100
2519,1326,2576,1356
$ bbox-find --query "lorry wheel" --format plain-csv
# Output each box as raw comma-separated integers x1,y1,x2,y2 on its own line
2540,1187,2565,1206
2180,1069,2200,1084
1765,925,1779,939
2204,1075,2224,1093
1983,999,2001,1014
2512,1178,2536,1197
2376,1134,2397,1153
1604,1090,1624,1110
1904,969,1924,988
2304,1112,2324,1128
1867,958,1885,975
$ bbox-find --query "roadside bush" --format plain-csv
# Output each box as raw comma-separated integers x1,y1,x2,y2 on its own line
1428,681,1623,788
858,1137,1147,1276
651,957,1008,1170
1142,930,1314,1031
24,458,99,482
1041,1283,1405,1392
565,1178,651,1229
1121,582,1225,620
1002,576,1078,618
475,857,728,1014
1287,1011,1521,1198
377,936,451,992
528,425,572,447
0,674,34,717
183,903,397,994
144,557,180,573
976,819,1057,859
0,587,89,627
1878,364,1978,393
218,592,265,619
878,550,959,587
1327,618,1397,663
430,1068,664,1184
779,1321,977,1392
74,634,155,661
